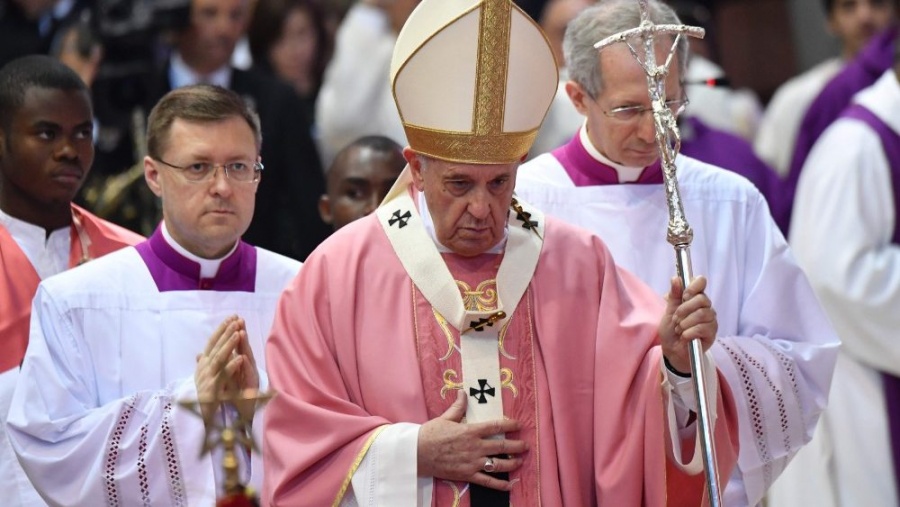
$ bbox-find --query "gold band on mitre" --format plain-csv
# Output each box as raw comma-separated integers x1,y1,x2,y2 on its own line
390,0,557,165
404,125,538,164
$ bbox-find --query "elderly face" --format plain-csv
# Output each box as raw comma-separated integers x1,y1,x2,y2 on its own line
568,41,683,168
828,0,896,58
180,0,250,74
144,116,259,259
0,87,93,219
407,148,516,257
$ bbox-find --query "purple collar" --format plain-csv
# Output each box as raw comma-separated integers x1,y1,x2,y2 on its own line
135,226,257,292
551,132,663,186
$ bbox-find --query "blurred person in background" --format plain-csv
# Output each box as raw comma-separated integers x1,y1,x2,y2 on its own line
773,37,900,507
314,0,419,165
774,1,898,234
248,0,332,129
756,0,898,178
318,135,404,231
0,0,91,68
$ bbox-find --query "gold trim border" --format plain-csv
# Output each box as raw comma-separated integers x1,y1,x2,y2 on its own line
405,124,538,164
332,424,390,507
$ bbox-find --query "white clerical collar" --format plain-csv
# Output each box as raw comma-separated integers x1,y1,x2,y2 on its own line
169,51,232,90
416,190,507,254
161,222,237,278
0,208,70,279
580,122,646,182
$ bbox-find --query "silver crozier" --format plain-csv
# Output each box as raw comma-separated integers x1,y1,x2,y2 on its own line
594,2,721,504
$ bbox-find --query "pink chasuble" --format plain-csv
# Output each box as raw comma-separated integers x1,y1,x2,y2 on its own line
0,204,143,372
416,252,543,507
263,208,740,507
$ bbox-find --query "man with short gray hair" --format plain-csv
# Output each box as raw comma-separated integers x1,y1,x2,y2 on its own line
516,1,840,505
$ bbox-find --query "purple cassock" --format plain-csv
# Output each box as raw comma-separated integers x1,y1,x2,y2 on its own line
777,25,898,233
679,116,783,219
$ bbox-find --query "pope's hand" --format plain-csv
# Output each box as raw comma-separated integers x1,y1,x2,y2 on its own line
659,276,717,375
417,390,527,491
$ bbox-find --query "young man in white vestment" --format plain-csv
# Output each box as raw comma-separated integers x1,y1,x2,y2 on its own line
0,55,144,507
6,85,301,506
514,1,841,506
777,45,900,507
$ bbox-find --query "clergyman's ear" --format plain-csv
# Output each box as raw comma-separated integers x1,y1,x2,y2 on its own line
144,156,163,198
565,80,591,116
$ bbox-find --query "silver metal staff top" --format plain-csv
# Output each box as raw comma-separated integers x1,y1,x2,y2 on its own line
593,1,722,505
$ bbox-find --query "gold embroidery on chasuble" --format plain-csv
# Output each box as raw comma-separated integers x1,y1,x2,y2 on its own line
413,277,542,506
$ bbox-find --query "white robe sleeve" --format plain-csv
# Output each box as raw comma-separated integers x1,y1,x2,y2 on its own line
6,286,216,507
340,423,433,506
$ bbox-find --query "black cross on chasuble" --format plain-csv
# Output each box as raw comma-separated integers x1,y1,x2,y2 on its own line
470,377,508,505
388,209,412,228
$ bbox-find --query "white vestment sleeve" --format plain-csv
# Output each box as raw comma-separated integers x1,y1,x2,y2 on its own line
6,286,216,507
339,423,433,506
661,351,718,475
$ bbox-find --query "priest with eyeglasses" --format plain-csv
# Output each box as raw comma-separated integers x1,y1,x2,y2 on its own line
515,1,840,506
7,85,300,506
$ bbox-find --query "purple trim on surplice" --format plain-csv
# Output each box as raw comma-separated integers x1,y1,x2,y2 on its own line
551,132,663,186
840,102,900,498
135,226,257,292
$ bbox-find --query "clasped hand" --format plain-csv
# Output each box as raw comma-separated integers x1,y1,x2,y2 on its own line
194,315,260,423
659,276,718,375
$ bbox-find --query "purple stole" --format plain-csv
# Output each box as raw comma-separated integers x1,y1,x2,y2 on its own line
840,104,900,492
842,104,900,496
551,133,663,186
134,226,257,292
781,25,898,233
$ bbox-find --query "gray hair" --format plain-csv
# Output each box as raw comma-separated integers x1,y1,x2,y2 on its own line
564,0,688,98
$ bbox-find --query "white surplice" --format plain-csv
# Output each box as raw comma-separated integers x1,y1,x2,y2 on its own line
516,151,840,507
778,68,900,507
6,239,300,507
0,210,70,507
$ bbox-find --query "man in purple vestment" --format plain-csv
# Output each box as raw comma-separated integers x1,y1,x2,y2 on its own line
777,23,898,232
7,85,300,506
516,1,841,505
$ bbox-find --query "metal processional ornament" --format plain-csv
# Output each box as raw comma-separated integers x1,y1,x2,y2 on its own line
593,2,721,505
180,371,275,507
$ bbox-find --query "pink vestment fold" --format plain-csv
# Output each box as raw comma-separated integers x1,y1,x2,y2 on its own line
263,207,738,506
0,204,143,372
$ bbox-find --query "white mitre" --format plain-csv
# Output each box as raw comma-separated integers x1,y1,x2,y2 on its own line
390,0,559,164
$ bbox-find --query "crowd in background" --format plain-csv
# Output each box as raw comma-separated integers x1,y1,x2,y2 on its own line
2,0,900,505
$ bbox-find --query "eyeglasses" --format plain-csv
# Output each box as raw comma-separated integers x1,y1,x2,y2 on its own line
603,97,690,123
154,158,264,183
